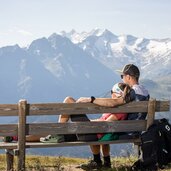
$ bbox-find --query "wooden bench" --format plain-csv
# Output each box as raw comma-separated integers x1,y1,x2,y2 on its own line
0,99,170,171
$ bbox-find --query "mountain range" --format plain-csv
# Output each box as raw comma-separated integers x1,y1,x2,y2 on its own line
1,28,171,104
0,28,170,157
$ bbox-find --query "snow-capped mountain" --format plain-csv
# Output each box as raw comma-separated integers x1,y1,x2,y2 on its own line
0,33,117,104
0,29,171,104
0,29,171,103
0,28,170,115
61,28,171,79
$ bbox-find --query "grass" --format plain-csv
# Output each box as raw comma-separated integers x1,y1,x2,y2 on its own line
0,154,171,171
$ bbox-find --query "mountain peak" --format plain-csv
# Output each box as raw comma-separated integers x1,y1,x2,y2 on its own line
89,28,111,37
0,44,21,55
69,29,77,34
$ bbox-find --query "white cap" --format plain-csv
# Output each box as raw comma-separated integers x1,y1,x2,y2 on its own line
111,83,124,97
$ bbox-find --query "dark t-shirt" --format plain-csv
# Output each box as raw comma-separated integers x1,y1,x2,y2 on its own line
128,84,150,120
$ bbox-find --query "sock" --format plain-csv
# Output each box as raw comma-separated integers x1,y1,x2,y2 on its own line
3,136,18,142
103,155,111,166
12,136,18,141
93,153,102,164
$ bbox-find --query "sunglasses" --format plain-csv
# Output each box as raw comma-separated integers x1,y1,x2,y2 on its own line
121,75,124,79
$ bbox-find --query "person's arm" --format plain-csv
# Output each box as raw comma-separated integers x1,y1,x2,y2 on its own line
76,97,125,107
58,114,70,123
104,114,118,121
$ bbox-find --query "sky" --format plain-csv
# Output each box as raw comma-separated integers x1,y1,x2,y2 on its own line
0,0,171,47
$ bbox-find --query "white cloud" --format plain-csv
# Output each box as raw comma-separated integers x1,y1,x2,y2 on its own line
7,27,33,36
17,29,33,36
0,27,35,47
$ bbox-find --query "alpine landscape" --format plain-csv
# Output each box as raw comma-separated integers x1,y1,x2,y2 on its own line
0,29,171,157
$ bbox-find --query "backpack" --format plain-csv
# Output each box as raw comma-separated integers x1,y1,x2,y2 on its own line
131,118,171,171
128,94,150,120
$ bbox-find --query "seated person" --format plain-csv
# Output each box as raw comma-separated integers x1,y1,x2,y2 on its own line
41,82,135,170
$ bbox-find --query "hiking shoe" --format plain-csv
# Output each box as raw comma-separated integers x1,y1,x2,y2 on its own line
40,134,65,143
103,162,112,169
3,136,18,142
79,160,102,170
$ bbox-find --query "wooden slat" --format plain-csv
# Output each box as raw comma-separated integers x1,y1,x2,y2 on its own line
0,142,17,149
0,138,141,149
26,120,147,135
25,139,141,148
155,100,170,112
0,104,18,116
0,100,169,116
29,101,149,115
0,124,18,136
28,100,170,116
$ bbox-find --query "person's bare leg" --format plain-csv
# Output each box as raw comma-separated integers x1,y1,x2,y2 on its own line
26,135,43,142
90,145,101,154
26,97,76,142
101,144,110,156
89,145,102,164
58,96,76,123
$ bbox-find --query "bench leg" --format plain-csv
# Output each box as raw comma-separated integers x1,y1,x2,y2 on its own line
137,145,141,158
5,149,14,171
135,144,141,158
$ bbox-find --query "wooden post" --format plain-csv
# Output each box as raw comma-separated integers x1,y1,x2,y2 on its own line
146,99,156,130
17,99,27,171
6,149,14,171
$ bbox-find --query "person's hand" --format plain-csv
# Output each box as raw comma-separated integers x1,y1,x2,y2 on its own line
76,97,91,103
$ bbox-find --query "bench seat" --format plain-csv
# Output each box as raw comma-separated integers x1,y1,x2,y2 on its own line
0,138,141,149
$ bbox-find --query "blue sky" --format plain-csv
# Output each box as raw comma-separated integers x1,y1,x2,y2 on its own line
0,0,171,47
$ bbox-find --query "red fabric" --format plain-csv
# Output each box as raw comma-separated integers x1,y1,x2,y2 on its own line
99,113,127,121
97,113,127,139
12,136,18,141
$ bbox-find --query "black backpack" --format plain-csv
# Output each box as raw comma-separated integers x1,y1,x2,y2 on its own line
131,118,171,171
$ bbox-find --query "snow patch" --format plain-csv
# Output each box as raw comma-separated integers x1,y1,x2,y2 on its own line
43,54,65,78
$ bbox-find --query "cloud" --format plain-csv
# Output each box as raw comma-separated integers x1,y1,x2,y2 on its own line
0,27,34,47
6,27,33,36
17,29,33,36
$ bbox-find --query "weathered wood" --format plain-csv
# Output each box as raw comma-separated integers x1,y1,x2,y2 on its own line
26,120,147,135
24,138,141,148
0,104,18,116
29,101,148,115
6,149,14,171
0,138,141,149
17,100,27,171
0,143,17,149
0,124,18,136
146,99,156,129
28,100,170,116
0,100,169,116
155,100,170,112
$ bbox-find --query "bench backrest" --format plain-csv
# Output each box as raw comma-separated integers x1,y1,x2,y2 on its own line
0,99,170,137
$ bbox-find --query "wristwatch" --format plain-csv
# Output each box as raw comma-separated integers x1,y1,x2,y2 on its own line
90,96,96,103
